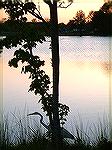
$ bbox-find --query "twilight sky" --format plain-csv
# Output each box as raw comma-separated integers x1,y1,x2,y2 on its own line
0,0,105,23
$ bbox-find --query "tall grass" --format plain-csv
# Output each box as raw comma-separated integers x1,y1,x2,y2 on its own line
0,111,112,150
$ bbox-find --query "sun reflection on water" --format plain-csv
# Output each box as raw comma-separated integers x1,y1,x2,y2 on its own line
1,36,112,127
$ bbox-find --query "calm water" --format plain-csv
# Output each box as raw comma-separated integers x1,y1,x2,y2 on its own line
0,36,112,132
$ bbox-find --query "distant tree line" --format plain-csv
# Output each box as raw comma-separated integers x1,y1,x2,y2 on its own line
0,1,112,36
63,2,112,36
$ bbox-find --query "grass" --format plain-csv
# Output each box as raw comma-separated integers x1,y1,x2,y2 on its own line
0,111,112,150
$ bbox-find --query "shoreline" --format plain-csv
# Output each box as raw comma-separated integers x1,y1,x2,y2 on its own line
0,32,112,37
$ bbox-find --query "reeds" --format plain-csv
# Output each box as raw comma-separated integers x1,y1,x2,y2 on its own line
0,111,112,150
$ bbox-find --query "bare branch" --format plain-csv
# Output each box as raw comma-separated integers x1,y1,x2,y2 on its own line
58,1,72,8
28,9,46,22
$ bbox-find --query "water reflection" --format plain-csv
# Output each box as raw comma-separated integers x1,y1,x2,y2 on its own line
60,61,109,106
2,36,112,127
0,46,3,128
101,62,112,75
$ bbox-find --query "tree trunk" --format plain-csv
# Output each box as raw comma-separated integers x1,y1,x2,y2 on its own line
49,1,62,149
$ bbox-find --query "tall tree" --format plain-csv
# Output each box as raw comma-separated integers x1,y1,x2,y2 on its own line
0,0,72,149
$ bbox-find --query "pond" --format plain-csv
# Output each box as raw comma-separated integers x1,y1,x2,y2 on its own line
0,36,112,135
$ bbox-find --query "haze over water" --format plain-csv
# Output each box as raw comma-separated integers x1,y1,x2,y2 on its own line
1,36,112,132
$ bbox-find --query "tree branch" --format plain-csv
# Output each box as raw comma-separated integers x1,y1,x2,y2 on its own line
43,0,52,7
17,0,46,22
28,9,46,22
58,1,72,8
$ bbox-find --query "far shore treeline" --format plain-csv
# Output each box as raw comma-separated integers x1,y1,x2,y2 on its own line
0,2,112,36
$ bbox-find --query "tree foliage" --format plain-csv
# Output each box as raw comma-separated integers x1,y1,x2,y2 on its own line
91,2,112,35
0,0,70,128
66,2,112,36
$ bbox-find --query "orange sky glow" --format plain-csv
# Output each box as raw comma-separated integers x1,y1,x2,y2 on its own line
0,0,105,23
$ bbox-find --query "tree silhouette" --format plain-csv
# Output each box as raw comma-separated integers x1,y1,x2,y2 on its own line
91,2,112,35
0,0,71,149
74,10,86,36
66,10,86,35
